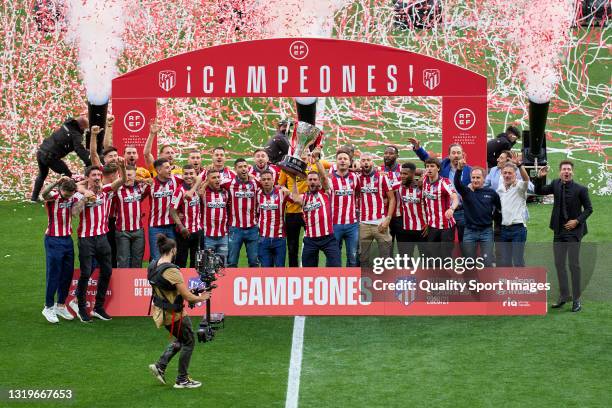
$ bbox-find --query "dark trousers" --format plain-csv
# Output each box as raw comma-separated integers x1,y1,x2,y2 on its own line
389,216,403,255
454,209,466,242
553,232,582,301
285,213,305,267
107,217,117,268
32,150,72,201
396,229,425,258
499,224,527,267
76,235,112,310
176,230,202,268
44,235,74,307
302,235,341,267
116,229,145,268
158,316,195,381
425,226,455,259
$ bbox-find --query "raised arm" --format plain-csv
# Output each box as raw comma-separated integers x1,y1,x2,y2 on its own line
290,175,303,206
41,176,69,201
453,160,468,196
111,157,127,191
103,115,114,149
90,125,103,167
534,166,553,195
73,127,91,167
408,137,429,162
144,120,159,170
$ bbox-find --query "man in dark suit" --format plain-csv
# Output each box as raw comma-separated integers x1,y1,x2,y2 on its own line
536,160,593,312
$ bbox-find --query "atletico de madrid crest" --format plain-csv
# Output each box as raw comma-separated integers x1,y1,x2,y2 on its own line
159,70,176,92
423,69,440,90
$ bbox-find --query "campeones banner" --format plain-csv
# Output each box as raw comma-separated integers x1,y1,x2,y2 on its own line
65,267,547,317
111,38,488,168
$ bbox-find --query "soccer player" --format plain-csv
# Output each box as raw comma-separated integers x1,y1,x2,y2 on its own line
290,155,341,267
329,149,360,267
381,145,403,253
124,145,152,180
256,170,291,267
536,161,593,312
278,150,332,267
170,164,203,268
70,160,126,323
250,148,280,183
222,158,259,268
40,176,83,323
497,160,530,267
410,138,470,241
454,160,501,266
201,146,236,184
392,162,427,257
149,158,183,261
187,149,203,175
144,120,182,176
114,165,150,268
200,169,230,262
422,158,459,259
358,153,395,265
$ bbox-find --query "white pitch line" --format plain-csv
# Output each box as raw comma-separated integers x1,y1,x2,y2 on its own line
285,315,306,408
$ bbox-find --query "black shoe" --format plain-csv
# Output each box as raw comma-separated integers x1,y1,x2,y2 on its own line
77,308,92,323
571,301,582,312
91,307,112,321
174,376,202,389
551,298,568,309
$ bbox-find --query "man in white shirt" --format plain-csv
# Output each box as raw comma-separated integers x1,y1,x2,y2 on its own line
496,161,530,267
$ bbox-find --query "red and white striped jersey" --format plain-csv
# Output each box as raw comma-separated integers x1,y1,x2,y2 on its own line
200,167,236,185
171,184,203,233
329,170,360,225
422,177,456,229
393,182,426,231
256,187,291,238
201,187,229,237
149,175,182,227
381,163,402,217
221,178,259,228
249,164,280,184
45,191,80,237
358,171,392,222
302,190,334,238
76,185,114,238
114,183,150,232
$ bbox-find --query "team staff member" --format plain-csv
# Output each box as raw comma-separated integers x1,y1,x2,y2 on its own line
31,113,91,202
290,155,341,267
256,170,292,267
279,151,332,267
40,176,83,323
69,160,126,323
170,165,203,268
536,161,593,312
148,234,210,389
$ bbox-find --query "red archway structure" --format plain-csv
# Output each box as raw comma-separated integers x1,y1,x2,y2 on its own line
112,38,487,166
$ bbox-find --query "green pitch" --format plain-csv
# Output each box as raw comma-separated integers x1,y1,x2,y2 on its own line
1,192,611,407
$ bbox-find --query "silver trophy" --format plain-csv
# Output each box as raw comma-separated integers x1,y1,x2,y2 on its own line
278,121,321,178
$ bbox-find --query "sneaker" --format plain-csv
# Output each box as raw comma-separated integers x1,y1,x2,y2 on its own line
54,304,74,321
91,307,112,321
173,377,202,389
42,306,59,324
69,301,92,323
149,364,166,385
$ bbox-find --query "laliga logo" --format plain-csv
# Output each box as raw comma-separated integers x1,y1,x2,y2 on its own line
123,110,145,133
289,40,309,60
454,108,476,131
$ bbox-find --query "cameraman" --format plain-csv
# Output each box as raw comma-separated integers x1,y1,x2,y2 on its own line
148,234,210,389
